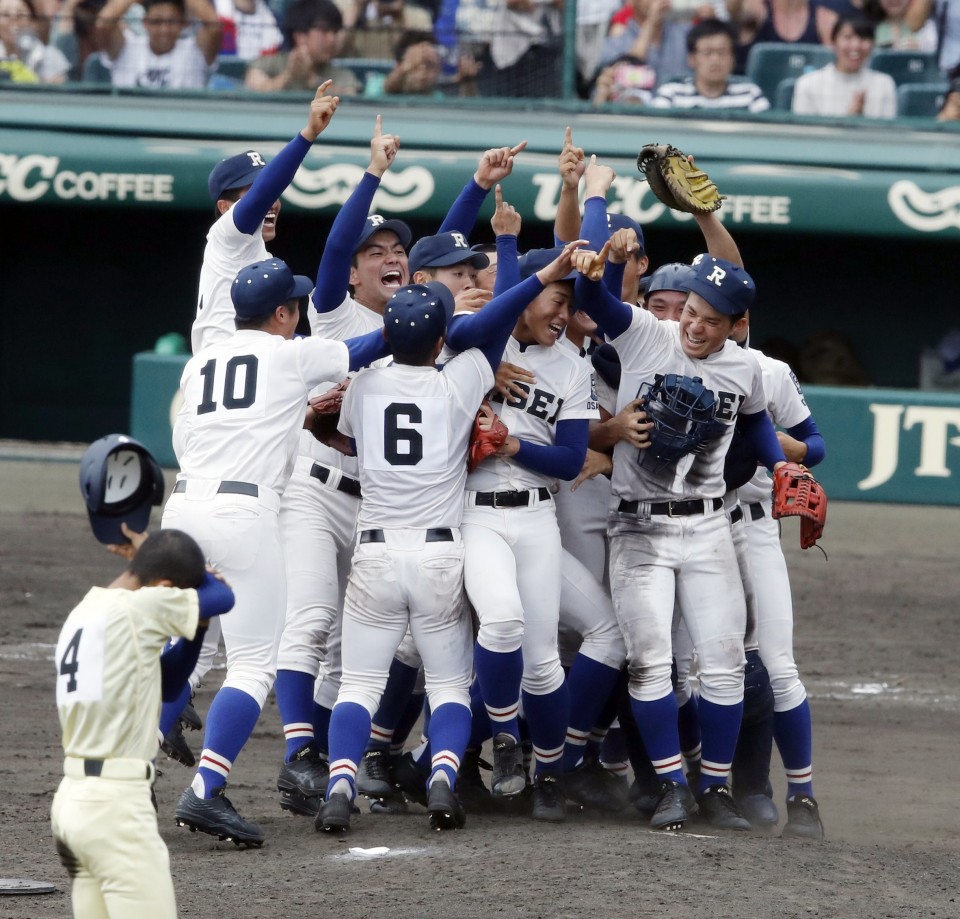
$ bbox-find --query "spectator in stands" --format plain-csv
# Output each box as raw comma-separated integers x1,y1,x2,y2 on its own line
937,77,960,117
95,0,221,87
598,0,693,89
792,16,897,116
382,27,478,94
245,0,359,91
592,54,657,104
652,18,770,108
576,0,621,88
50,0,107,80
729,0,835,74
341,0,433,59
0,0,70,82
214,0,282,60
865,0,937,47
486,0,563,97
905,0,960,75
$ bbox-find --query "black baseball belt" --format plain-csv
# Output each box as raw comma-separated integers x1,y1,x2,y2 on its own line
310,463,362,499
617,497,723,517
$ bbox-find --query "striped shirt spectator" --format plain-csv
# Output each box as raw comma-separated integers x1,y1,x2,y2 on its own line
652,75,770,109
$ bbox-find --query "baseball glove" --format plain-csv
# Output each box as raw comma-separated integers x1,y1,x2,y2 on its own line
468,401,508,473
636,144,724,215
771,462,827,550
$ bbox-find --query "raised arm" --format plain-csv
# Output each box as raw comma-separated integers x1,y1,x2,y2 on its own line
95,0,136,60
186,0,222,65
439,141,528,236
554,126,586,244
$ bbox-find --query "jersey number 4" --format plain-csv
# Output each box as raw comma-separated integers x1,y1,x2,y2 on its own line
197,356,259,414
59,628,83,693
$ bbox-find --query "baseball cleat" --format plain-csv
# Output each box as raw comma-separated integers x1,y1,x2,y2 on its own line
650,780,697,831
630,777,663,820
491,733,527,797
560,762,628,813
161,722,197,768
369,794,409,814
277,744,329,817
737,792,780,829
392,751,429,807
179,701,202,732
357,749,396,799
316,792,353,833
426,781,466,830
531,773,567,823
697,784,752,831
457,748,494,813
781,795,824,840
175,787,264,847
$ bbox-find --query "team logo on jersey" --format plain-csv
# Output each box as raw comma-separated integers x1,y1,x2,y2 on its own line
888,180,960,233
283,163,434,211
491,385,565,425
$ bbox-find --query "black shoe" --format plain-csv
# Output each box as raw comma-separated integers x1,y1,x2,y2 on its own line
698,784,752,831
491,733,527,798
737,792,780,829
175,787,264,847
427,781,466,830
650,780,697,831
277,744,329,817
160,723,196,768
392,751,429,807
357,749,395,799
630,778,663,820
179,700,202,732
458,748,493,814
531,773,567,823
316,792,353,833
560,763,627,813
782,795,824,840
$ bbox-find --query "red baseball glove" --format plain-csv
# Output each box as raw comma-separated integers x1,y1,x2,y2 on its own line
771,462,827,550
468,401,508,473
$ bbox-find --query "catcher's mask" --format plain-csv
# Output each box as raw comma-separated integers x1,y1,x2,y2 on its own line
79,434,165,544
637,374,725,470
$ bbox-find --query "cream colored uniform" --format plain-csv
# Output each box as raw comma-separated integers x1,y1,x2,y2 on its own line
51,585,200,919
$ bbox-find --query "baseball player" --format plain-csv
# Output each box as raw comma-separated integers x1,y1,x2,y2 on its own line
165,258,388,846
52,527,234,919
573,158,792,831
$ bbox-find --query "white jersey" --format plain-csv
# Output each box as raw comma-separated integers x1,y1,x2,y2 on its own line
105,32,211,89
55,586,199,761
738,350,811,506
467,336,598,493
174,330,349,493
339,350,493,529
610,309,765,503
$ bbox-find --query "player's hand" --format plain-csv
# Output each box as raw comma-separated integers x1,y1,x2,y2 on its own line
491,184,521,237
495,361,535,400
607,228,638,266
536,237,586,285
607,398,653,449
776,430,809,464
475,401,499,431
303,80,340,141
494,434,521,457
454,286,493,313
571,448,613,491
848,89,866,116
558,126,586,190
572,240,611,282
584,154,616,199
474,141,528,189
106,522,149,560
368,113,400,177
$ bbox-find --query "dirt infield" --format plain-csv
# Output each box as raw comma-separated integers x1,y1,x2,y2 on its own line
1,451,959,919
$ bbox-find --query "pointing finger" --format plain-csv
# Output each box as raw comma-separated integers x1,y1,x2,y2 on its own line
510,140,528,156
495,184,503,208
315,79,332,97
374,113,382,137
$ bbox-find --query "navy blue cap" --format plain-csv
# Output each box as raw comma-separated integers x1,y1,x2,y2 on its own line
208,150,267,202
383,282,453,354
354,214,412,253
607,213,645,253
409,232,489,274
686,256,756,315
231,259,314,318
518,247,576,282
645,262,696,297
79,434,165,545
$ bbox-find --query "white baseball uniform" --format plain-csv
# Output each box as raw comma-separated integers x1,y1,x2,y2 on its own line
51,585,199,919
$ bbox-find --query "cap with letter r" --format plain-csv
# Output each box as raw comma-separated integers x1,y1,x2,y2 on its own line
686,255,755,315
354,214,413,253
79,434,165,545
383,282,454,354
231,259,314,318
208,150,267,202
408,232,489,274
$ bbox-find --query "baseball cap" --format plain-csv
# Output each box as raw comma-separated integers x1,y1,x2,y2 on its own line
383,282,454,354
645,262,696,297
408,232,489,274
686,255,756,315
607,213,645,254
518,247,576,281
79,434,165,545
354,214,413,252
208,150,267,202
231,259,314,318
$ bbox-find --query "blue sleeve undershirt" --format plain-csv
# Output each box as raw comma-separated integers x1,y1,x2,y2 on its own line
493,234,520,297
233,133,312,235
438,178,489,236
785,416,825,467
575,272,633,340
513,418,589,481
739,411,787,471
345,329,390,371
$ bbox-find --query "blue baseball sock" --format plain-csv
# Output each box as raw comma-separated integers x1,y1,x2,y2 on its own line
629,692,685,784
773,698,814,798
467,678,492,749
159,682,191,736
697,697,743,793
474,643,523,741
327,701,372,799
312,702,332,757
369,658,419,749
274,668,317,761
562,654,621,770
522,682,570,775
393,692,427,755
195,687,261,798
677,694,702,762
426,702,471,789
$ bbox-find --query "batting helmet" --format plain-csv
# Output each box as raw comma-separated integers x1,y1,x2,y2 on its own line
79,434,165,545
637,374,725,470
